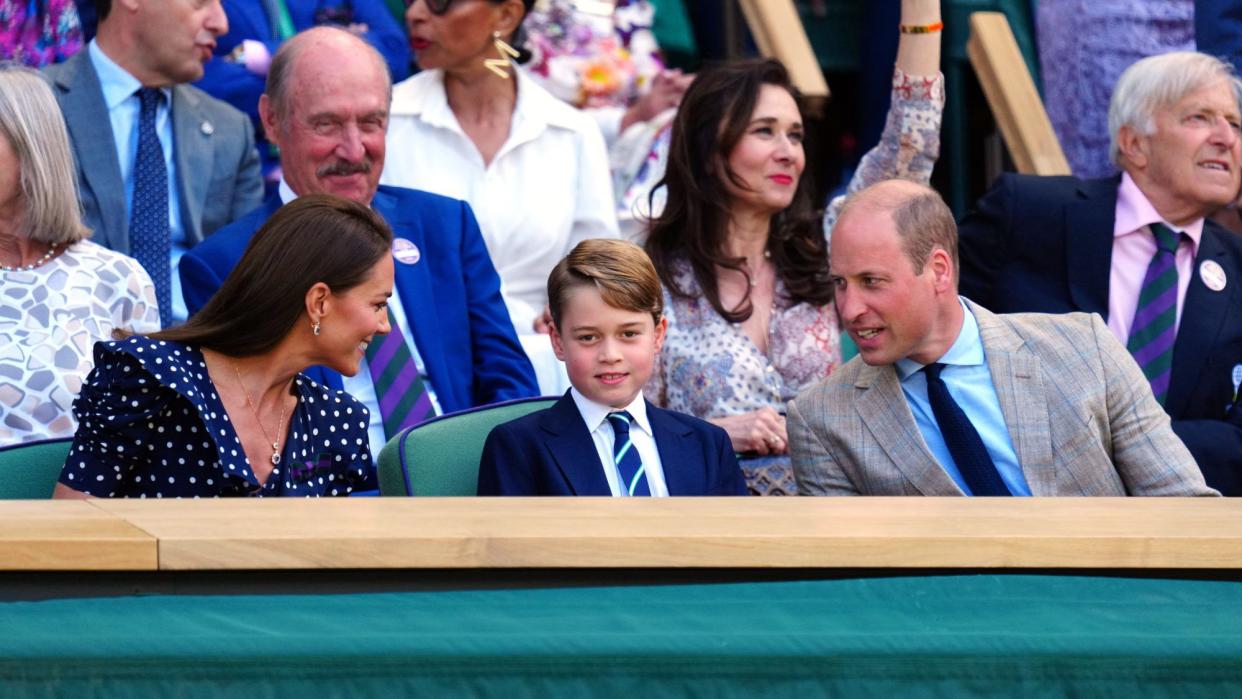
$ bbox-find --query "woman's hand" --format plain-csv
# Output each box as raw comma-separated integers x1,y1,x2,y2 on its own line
621,69,694,133
710,407,788,456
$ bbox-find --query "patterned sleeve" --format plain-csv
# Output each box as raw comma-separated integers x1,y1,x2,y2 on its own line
343,402,378,494
642,288,675,406
823,69,946,238
60,345,165,495
116,257,162,334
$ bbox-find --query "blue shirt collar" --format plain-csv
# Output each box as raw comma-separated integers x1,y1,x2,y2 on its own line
88,39,172,109
896,297,984,380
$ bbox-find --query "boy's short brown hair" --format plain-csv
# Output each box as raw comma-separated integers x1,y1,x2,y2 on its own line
547,239,664,328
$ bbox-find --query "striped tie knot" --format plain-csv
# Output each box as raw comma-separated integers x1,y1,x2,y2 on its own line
1151,222,1181,255
606,411,633,436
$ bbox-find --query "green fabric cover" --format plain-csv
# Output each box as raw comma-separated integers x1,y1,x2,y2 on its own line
378,398,558,496
2,575,1241,696
650,0,697,60
0,438,70,499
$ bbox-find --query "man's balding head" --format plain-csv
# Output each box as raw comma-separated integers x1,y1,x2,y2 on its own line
260,27,392,204
836,179,960,286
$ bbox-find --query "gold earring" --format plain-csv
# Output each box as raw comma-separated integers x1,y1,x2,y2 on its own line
484,30,520,79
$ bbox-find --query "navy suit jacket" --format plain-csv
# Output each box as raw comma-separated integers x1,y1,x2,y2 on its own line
958,173,1242,494
44,51,263,254
179,185,539,413
477,392,748,496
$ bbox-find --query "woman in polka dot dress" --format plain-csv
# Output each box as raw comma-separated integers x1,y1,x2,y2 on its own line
54,196,394,498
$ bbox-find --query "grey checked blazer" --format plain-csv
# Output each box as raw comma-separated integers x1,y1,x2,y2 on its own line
788,300,1217,496
44,51,263,254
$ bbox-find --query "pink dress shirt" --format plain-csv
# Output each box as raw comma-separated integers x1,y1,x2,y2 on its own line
1108,173,1203,344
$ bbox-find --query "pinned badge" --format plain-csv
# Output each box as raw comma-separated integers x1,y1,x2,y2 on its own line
1200,260,1227,292
1233,364,1242,401
392,237,421,265
200,121,214,136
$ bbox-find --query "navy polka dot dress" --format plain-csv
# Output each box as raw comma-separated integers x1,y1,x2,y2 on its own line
61,337,377,497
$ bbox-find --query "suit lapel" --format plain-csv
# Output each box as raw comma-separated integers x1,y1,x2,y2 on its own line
540,393,611,495
1064,177,1119,316
854,364,962,495
53,53,127,251
172,85,213,246
646,403,698,495
970,302,1056,495
1167,226,1238,418
376,191,449,405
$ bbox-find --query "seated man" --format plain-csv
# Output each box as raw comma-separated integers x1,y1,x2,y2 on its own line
180,27,538,456
478,240,747,496
957,51,1242,494
789,180,1217,497
45,0,264,324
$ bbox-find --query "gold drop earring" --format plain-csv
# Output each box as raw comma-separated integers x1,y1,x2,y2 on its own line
484,30,520,79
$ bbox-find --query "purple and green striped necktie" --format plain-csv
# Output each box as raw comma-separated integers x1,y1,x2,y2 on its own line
365,307,435,441
1126,222,1182,404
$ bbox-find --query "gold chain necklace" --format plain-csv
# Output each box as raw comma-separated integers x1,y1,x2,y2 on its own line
231,362,290,466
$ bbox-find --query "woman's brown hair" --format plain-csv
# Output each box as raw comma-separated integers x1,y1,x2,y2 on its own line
644,58,831,323
149,195,393,356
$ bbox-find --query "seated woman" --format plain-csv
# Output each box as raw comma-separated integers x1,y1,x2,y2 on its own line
382,0,618,392
643,0,943,495
0,64,159,445
53,195,392,498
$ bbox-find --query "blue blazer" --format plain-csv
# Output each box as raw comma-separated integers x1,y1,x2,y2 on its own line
958,173,1242,494
477,392,748,496
44,51,264,254
179,185,540,413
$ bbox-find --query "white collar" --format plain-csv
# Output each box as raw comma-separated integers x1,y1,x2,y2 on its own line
569,387,653,438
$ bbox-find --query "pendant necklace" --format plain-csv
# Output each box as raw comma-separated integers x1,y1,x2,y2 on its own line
232,362,289,466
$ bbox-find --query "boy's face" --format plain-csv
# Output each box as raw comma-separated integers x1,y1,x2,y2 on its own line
550,285,667,410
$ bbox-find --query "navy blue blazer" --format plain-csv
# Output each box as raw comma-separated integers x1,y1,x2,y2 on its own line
958,173,1242,494
477,392,748,496
179,185,540,413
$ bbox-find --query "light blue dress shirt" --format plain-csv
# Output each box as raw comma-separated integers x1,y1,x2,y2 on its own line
895,297,1031,496
87,40,189,323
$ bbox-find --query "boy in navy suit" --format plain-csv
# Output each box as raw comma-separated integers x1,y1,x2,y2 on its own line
478,240,748,496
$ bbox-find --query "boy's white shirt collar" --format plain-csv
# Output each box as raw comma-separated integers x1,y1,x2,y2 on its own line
569,387,653,437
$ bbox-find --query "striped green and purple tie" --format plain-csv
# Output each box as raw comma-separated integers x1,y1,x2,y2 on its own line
1126,223,1182,404
366,308,435,441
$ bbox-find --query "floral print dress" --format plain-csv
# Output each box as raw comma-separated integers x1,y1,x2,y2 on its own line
645,69,945,495
0,0,82,67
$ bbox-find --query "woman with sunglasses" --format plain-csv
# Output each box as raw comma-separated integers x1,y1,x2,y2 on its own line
381,0,618,393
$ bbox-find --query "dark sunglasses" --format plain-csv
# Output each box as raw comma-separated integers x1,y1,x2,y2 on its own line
404,0,455,14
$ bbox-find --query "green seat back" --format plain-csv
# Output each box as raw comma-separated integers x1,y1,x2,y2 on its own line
378,398,558,496
0,438,72,499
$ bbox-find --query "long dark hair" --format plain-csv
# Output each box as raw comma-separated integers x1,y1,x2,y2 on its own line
644,58,831,323
150,195,393,356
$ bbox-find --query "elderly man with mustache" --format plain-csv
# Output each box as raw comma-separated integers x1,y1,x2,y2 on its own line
180,26,538,457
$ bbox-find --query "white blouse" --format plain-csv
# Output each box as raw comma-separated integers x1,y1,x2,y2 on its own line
382,66,620,335
0,240,160,444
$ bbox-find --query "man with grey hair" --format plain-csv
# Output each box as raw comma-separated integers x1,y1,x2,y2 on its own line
44,0,263,325
789,180,1215,497
957,51,1242,495
179,27,538,458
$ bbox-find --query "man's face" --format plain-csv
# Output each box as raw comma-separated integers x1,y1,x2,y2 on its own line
264,46,389,204
830,208,945,366
1131,79,1242,222
133,0,227,85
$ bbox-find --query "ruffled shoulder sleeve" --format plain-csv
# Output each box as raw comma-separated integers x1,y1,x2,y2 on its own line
290,375,377,495
61,338,171,495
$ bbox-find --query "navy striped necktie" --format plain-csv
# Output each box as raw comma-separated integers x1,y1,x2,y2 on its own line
606,411,650,496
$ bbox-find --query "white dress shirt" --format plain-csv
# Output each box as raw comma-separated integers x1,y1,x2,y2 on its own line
569,388,668,497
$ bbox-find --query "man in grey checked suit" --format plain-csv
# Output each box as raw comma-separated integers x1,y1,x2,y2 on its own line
789,180,1216,497
44,0,262,324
